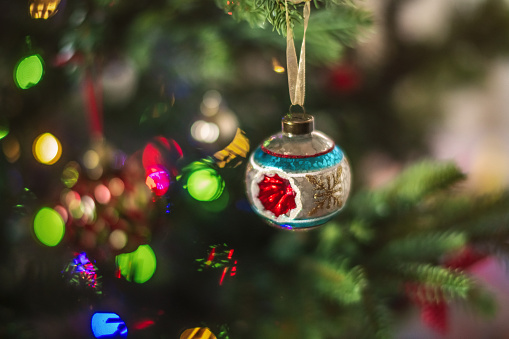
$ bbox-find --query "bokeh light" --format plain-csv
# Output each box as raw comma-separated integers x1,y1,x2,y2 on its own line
116,244,156,283
186,164,224,201
272,57,285,73
14,54,44,89
61,161,80,188
29,0,61,19
191,120,220,143
201,90,222,116
145,167,170,196
91,312,128,338
0,119,9,140
33,207,65,246
94,184,111,204
109,229,127,250
2,136,20,163
33,133,62,165
83,149,100,169
109,178,125,197
180,327,217,339
201,189,229,212
81,195,97,224
53,205,69,224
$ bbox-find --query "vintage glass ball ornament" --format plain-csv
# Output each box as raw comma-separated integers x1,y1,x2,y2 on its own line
245,114,351,230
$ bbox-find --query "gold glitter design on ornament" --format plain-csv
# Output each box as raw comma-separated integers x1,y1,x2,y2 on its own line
306,166,344,216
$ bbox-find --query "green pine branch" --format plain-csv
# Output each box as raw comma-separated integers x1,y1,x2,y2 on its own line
308,258,367,305
302,159,509,337
397,263,472,302
377,231,467,264
214,0,373,64
362,289,393,339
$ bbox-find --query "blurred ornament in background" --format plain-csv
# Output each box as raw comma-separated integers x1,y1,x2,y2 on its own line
91,312,128,338
29,0,61,19
45,140,159,255
245,114,351,230
329,62,362,94
116,244,157,283
33,207,65,246
62,252,102,294
32,132,62,165
142,136,183,196
145,167,170,197
14,54,44,89
190,90,239,149
180,327,217,339
212,128,249,169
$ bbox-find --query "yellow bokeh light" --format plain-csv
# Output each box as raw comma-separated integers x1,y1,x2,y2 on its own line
109,178,125,197
83,150,100,169
272,57,285,73
109,229,127,250
33,133,62,165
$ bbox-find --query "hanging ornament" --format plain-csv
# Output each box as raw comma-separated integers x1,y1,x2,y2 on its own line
244,1,351,230
246,114,351,230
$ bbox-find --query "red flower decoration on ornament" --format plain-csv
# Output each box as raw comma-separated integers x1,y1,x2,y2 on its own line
257,174,297,217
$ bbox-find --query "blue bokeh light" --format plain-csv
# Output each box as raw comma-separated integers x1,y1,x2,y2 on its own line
91,312,128,338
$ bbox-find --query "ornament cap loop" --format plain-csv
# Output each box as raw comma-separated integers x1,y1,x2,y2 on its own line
282,113,314,136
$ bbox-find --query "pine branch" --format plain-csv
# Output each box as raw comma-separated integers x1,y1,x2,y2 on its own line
349,160,466,222
308,258,367,305
398,263,472,302
214,0,372,63
362,290,393,339
377,231,467,263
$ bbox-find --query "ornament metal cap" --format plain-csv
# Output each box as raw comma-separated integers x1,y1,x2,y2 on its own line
282,114,314,136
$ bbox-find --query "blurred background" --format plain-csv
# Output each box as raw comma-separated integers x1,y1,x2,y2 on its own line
2,0,509,338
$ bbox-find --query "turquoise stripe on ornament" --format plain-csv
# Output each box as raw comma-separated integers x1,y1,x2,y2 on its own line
253,145,343,173
255,209,341,230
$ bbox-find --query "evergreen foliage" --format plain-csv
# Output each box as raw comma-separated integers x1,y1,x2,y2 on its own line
298,160,509,338
215,0,372,64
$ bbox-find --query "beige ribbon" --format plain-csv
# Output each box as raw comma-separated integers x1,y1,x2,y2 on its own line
286,0,310,107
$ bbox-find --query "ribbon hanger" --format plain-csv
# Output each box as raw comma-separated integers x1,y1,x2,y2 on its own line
285,0,311,109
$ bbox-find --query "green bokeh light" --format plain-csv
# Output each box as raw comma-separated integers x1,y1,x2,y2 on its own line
0,119,9,140
116,244,157,284
14,54,44,89
33,207,65,247
187,167,225,202
201,189,229,212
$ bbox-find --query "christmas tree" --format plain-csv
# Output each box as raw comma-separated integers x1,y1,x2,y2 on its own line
2,0,509,338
